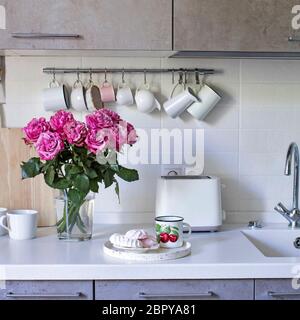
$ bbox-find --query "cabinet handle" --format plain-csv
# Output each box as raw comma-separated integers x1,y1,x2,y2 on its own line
288,36,300,42
11,33,81,39
139,291,214,299
268,291,300,297
6,292,82,298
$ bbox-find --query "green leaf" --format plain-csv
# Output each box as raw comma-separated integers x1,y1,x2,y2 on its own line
170,230,179,237
52,177,72,190
155,224,161,233
103,170,114,188
68,189,84,206
116,166,139,182
84,167,98,179
65,164,83,176
89,179,99,193
44,166,55,186
109,164,120,172
115,181,120,203
171,226,179,231
21,157,42,179
74,174,90,194
161,225,171,234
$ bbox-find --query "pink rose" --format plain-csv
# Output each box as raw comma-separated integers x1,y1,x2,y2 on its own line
35,131,64,161
100,108,121,124
50,111,74,138
109,121,129,151
64,121,87,147
127,122,138,145
86,110,114,130
85,129,110,154
23,117,50,144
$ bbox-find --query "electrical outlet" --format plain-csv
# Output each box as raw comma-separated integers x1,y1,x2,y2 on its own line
161,166,184,176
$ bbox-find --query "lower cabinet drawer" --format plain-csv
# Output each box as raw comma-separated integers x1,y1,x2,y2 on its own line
95,280,254,300
0,280,93,300
255,279,300,300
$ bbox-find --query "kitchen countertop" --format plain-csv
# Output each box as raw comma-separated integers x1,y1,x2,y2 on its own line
0,224,299,280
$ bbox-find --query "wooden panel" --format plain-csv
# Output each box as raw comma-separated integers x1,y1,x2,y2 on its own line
174,0,300,52
0,128,56,226
0,280,93,300
0,0,172,50
255,279,300,300
95,279,254,300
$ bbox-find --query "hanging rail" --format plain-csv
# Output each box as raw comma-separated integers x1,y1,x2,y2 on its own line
42,67,215,75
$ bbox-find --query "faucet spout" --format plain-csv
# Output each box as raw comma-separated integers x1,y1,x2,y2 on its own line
284,142,299,210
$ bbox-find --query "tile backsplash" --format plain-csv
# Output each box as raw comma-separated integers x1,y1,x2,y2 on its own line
2,56,299,224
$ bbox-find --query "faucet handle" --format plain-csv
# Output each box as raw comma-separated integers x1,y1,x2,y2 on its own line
248,220,263,229
274,202,290,214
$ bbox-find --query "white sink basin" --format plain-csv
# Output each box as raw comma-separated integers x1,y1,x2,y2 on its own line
242,229,300,257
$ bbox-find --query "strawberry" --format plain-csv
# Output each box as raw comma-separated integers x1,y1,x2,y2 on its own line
160,232,169,243
169,234,178,242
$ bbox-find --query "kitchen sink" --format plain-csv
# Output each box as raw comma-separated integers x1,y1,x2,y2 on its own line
242,229,300,257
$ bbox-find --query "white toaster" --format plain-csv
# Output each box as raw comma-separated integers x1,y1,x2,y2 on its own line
155,175,223,231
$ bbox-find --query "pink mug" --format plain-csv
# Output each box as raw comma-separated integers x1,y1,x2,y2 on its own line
100,81,115,103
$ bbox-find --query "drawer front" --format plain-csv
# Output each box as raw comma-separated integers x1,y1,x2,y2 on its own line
256,279,300,300
0,280,93,300
95,280,254,300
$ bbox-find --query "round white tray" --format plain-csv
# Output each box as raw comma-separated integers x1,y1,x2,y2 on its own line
103,241,191,261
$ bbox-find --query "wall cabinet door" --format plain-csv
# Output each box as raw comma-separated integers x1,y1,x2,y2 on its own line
174,0,300,52
0,280,93,300
95,279,254,300
255,279,300,300
0,0,172,50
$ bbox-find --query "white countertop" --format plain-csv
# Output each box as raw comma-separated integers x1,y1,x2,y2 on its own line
0,224,299,280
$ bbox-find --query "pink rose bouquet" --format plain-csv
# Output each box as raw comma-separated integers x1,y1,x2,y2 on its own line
21,109,139,236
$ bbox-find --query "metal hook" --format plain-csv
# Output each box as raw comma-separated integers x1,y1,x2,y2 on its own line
104,68,107,82
76,69,80,81
178,71,183,84
195,69,200,85
89,69,93,82
52,69,56,82
144,68,147,85
172,69,175,84
122,68,125,83
184,69,188,88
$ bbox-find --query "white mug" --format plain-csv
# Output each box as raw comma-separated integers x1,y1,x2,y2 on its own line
163,86,199,118
0,208,7,236
116,83,134,106
155,216,192,248
71,80,87,112
43,80,70,112
187,84,221,120
0,210,37,240
135,84,161,113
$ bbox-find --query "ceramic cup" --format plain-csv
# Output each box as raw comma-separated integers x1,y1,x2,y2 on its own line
0,208,7,236
163,86,199,119
71,79,87,111
187,84,221,120
100,80,115,103
135,84,161,113
85,81,102,112
116,82,134,106
0,210,37,240
155,215,192,248
43,80,70,112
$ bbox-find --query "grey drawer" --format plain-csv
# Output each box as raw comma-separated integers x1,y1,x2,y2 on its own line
256,279,300,300
0,280,93,300
95,280,254,300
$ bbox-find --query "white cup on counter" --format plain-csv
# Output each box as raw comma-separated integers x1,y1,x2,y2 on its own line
0,210,38,240
0,208,7,236
186,84,221,120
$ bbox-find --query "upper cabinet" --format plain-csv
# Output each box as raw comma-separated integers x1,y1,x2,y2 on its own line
0,0,172,50
174,0,300,52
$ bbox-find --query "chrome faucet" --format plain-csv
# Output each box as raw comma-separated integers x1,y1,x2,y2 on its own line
275,142,300,228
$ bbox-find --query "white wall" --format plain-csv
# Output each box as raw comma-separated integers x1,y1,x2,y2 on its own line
3,56,299,224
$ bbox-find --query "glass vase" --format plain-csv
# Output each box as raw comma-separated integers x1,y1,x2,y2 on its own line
55,192,95,241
